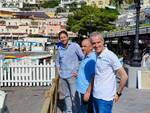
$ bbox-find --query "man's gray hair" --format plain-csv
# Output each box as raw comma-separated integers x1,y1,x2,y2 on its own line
89,32,104,41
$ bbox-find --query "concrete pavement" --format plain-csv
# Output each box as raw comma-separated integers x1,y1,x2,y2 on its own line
57,87,150,113
0,87,150,113
0,87,49,113
113,88,150,113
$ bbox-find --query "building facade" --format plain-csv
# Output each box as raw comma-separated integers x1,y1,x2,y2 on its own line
0,0,40,8
60,0,74,5
59,0,110,8
141,0,150,8
0,11,67,41
85,0,110,8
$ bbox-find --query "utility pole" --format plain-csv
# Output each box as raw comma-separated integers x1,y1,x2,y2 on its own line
131,0,141,67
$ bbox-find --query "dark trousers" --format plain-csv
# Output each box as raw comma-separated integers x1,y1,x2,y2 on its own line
75,91,94,113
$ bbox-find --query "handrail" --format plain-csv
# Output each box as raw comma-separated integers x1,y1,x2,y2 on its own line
40,76,59,113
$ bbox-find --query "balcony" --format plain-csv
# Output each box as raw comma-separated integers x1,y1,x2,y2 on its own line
29,25,38,28
6,25,19,29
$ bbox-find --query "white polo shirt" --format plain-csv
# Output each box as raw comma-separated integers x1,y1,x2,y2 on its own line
93,48,122,101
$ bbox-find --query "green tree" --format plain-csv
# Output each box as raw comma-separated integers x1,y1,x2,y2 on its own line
125,0,134,4
67,5,118,34
40,0,60,8
110,0,123,8
56,1,86,13
110,0,134,8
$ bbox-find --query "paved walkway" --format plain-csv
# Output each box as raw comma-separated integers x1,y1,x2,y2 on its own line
113,88,150,113
1,87,150,113
0,87,49,113
57,88,150,113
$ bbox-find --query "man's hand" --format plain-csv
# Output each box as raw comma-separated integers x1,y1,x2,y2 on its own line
83,92,90,102
113,94,120,103
72,72,78,78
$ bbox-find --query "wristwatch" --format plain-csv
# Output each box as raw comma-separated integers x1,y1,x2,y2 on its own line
116,92,122,97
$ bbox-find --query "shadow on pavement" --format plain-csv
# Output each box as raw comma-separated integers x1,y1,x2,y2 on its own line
57,99,65,113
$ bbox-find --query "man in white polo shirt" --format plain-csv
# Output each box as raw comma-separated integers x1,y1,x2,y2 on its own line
84,32,128,113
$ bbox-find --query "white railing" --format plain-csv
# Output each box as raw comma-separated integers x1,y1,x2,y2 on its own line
0,60,55,87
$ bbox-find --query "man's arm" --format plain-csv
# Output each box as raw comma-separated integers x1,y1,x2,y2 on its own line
83,77,94,102
114,67,128,102
55,50,60,76
75,43,84,61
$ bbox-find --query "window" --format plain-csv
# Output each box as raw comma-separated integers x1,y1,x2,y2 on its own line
92,1,96,6
16,3,19,7
30,29,32,34
2,3,8,8
99,1,103,5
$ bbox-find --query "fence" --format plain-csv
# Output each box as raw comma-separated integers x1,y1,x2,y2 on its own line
0,59,55,87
